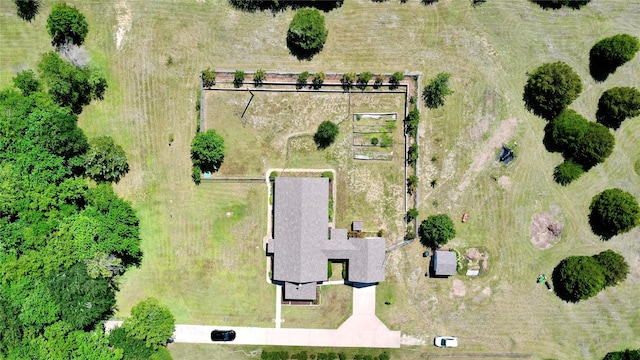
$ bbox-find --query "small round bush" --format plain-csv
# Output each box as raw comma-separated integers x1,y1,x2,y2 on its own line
523,62,582,120
589,188,640,239
286,8,328,60
590,34,640,81
553,159,584,186
552,255,606,302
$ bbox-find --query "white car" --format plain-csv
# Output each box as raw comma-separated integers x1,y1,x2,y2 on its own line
434,336,458,348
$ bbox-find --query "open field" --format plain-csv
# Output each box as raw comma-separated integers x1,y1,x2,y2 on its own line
1,0,639,359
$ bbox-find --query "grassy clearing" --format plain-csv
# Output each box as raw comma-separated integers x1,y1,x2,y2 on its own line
1,0,639,359
280,285,353,329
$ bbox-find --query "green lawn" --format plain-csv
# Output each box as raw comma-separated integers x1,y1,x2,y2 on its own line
1,0,639,359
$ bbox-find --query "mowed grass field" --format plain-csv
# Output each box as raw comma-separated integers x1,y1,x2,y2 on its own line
1,0,639,359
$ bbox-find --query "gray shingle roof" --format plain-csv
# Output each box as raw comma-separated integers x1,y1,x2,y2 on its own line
284,282,317,300
434,250,457,276
270,177,385,300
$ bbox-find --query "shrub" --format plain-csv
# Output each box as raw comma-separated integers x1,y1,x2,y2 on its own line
589,188,640,238
596,87,640,129
341,72,356,90
312,72,326,89
192,166,201,185
590,34,640,81
202,68,216,87
261,351,290,360
191,129,225,172
407,175,418,195
406,207,419,222
423,72,453,109
389,71,403,89
327,261,333,279
269,171,278,180
321,171,334,181
552,255,606,302
46,2,88,46
405,226,416,240
254,69,266,86
286,8,328,60
380,134,393,147
553,159,584,186
593,250,629,287
371,137,379,146
374,74,383,89
233,70,245,88
419,214,455,248
523,61,582,120
297,71,310,89
406,108,420,138
357,71,373,89
548,109,614,169
408,143,418,167
314,121,339,149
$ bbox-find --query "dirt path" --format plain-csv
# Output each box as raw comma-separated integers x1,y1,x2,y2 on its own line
452,117,519,202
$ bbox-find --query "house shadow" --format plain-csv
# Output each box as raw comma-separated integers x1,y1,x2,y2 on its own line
344,281,378,289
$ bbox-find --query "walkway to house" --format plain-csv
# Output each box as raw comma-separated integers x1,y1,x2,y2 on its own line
104,285,401,348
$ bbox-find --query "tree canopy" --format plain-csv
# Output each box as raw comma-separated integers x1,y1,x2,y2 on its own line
422,72,453,109
84,136,130,183
589,188,640,239
14,0,41,22
191,129,226,172
547,109,615,169
13,69,41,95
523,61,582,120
590,34,640,81
596,87,640,129
286,8,328,60
418,214,456,248
46,2,89,46
313,120,339,149
552,255,606,302
0,87,141,357
593,250,629,287
123,298,176,350
38,51,107,114
602,349,640,360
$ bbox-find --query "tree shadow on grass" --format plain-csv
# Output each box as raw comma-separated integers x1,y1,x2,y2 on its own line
286,36,321,61
229,0,343,13
529,0,590,10
589,54,615,82
588,211,615,241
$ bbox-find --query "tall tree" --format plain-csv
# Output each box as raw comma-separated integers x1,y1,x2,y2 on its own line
589,188,640,239
46,2,89,46
422,72,453,109
596,87,640,129
123,298,176,350
590,34,640,81
419,214,456,248
83,136,130,183
523,62,582,120
313,121,339,149
13,69,41,95
286,8,328,60
552,255,606,302
191,129,226,172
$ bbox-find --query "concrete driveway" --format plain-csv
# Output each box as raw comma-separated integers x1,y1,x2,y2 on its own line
106,285,401,348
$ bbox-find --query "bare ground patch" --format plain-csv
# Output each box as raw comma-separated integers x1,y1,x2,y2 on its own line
529,210,563,250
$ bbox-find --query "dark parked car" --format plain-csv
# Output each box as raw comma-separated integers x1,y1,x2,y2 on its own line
211,329,236,342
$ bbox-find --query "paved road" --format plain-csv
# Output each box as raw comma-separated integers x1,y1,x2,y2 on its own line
105,285,401,348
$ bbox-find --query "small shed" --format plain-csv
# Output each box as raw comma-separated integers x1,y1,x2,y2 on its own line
434,251,457,276
352,221,364,232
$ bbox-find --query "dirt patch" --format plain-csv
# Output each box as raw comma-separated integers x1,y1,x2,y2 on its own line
472,287,491,303
497,176,511,189
450,279,466,298
114,0,132,50
464,248,490,272
400,334,426,346
530,211,563,250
